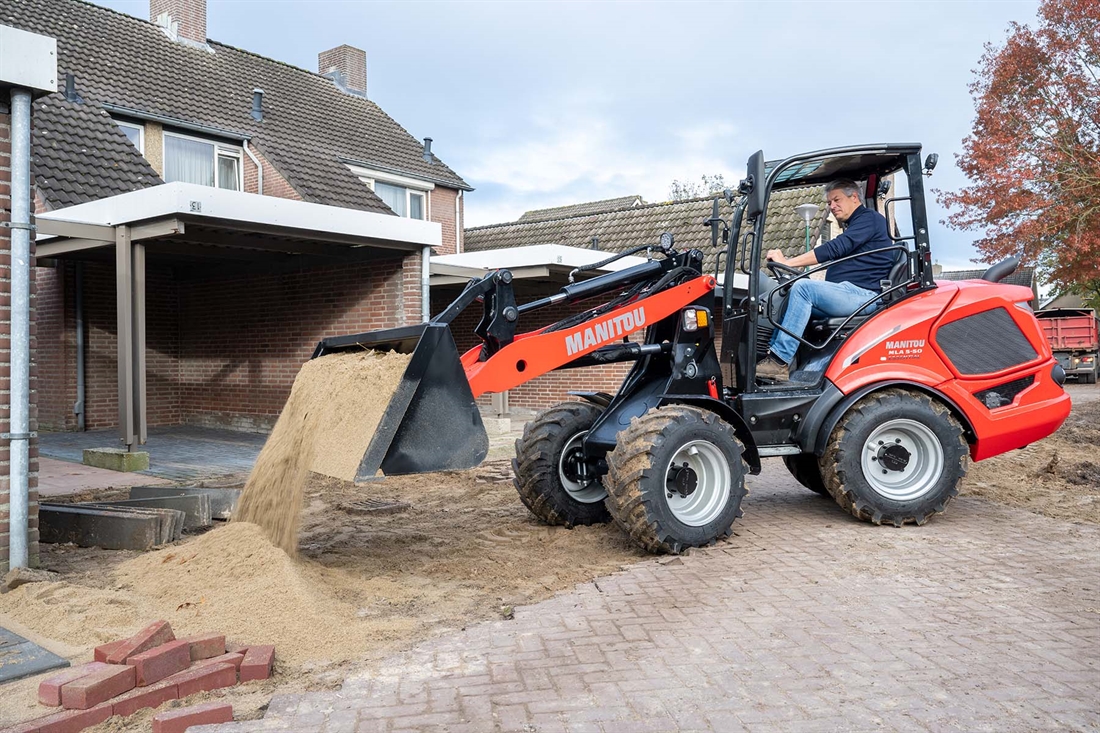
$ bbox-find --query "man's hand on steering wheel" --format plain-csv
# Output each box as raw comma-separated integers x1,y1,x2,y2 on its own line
765,249,802,282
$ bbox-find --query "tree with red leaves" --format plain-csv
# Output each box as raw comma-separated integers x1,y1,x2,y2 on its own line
939,0,1099,307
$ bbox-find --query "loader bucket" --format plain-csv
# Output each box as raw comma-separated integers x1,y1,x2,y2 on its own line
313,323,488,480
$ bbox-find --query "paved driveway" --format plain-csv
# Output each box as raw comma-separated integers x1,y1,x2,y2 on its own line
200,452,1100,733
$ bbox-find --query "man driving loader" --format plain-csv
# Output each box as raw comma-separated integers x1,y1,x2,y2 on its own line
756,179,895,382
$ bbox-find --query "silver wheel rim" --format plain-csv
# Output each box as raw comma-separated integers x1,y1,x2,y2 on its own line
861,418,944,501
664,440,731,526
559,431,606,503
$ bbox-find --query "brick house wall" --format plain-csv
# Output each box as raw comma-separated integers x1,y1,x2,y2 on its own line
243,146,301,201
430,187,460,256
0,106,41,571
35,263,72,430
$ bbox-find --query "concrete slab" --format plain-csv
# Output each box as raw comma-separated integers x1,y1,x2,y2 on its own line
38,457,171,498
39,504,162,551
128,486,239,521
77,504,185,544
0,626,69,684
83,447,150,472
93,494,212,530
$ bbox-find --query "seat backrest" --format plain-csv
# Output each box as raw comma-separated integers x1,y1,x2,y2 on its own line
881,248,911,304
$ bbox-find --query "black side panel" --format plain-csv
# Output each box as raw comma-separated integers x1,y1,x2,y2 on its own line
357,324,488,478
935,307,1037,375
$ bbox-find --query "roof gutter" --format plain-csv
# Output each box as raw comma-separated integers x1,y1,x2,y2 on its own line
339,156,474,192
100,103,251,142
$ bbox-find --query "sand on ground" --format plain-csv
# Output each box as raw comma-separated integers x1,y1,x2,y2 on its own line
0,391,1094,730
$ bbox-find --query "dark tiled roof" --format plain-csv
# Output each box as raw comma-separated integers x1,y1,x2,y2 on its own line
465,187,829,272
32,95,163,209
518,195,644,223
939,266,1036,288
3,0,469,212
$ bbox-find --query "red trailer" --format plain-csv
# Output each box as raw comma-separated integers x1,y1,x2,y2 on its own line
1036,308,1099,384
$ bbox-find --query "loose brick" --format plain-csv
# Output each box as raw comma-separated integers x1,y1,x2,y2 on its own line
239,645,274,682
8,702,113,733
180,633,224,661
93,641,124,664
162,662,236,698
106,620,174,664
111,679,178,718
37,663,108,706
127,640,191,686
60,664,135,710
192,652,244,671
224,641,247,655
152,702,233,733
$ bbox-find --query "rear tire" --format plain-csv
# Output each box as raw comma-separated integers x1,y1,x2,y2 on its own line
513,402,610,527
605,406,748,554
820,388,968,526
1085,369,1097,385
783,454,828,495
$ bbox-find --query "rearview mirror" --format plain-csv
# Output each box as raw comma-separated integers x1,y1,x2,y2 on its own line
923,153,938,175
743,150,766,219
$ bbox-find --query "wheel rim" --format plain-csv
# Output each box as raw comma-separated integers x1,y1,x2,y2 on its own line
663,440,731,526
559,431,606,504
860,418,944,501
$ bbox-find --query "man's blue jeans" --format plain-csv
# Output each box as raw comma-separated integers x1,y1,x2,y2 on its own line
768,279,880,364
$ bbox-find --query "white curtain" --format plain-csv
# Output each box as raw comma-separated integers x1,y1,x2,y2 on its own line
165,136,214,187
218,155,240,191
374,181,406,216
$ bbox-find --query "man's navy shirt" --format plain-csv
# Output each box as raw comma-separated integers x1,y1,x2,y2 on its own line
814,205,895,292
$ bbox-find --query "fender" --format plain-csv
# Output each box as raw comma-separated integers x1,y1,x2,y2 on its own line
659,395,762,474
808,379,976,457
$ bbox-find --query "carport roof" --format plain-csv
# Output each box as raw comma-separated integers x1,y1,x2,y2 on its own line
36,182,440,266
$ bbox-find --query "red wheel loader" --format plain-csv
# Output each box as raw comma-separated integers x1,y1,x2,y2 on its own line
314,144,1071,554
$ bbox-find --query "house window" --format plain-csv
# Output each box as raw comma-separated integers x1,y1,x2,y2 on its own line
115,120,144,154
371,181,427,220
163,132,243,191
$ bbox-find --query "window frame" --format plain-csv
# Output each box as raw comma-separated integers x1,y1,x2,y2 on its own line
346,164,434,221
115,119,145,154
162,130,244,191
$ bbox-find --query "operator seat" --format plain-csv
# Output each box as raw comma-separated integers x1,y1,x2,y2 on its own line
808,248,911,336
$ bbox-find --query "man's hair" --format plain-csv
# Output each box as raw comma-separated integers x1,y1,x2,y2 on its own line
825,179,862,198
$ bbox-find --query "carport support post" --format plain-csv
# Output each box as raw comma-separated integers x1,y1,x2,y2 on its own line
132,241,147,445
115,225,135,450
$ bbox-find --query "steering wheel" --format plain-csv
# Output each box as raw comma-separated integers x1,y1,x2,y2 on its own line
766,259,801,284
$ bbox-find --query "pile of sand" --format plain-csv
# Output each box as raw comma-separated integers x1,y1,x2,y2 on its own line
234,351,411,554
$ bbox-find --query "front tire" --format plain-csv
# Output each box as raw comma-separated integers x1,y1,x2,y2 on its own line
605,406,748,554
513,402,610,527
820,388,968,526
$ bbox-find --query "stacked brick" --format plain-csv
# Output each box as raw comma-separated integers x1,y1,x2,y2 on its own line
1,620,274,733
0,102,41,574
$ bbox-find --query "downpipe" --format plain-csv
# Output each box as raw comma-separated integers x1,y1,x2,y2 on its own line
8,88,32,569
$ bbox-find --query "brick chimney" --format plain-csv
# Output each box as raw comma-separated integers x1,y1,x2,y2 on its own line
319,45,367,98
151,0,207,46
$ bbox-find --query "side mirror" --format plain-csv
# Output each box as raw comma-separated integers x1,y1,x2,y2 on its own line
923,153,939,176
876,179,892,198
743,150,766,219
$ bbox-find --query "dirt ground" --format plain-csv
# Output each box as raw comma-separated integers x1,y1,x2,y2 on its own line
1,388,1096,730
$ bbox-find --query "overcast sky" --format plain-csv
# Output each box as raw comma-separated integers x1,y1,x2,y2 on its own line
93,0,1040,269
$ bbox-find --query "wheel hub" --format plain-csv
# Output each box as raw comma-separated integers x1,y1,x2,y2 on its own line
666,462,698,498
878,442,911,472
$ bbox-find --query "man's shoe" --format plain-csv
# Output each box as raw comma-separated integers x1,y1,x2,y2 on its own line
756,354,790,381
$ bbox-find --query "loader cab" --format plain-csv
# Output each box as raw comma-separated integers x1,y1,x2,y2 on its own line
720,144,936,396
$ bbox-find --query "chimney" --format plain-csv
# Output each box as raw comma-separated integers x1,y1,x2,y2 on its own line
150,0,207,46
319,45,367,98
422,137,433,162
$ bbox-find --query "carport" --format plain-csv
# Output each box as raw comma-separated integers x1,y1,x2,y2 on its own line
37,182,440,450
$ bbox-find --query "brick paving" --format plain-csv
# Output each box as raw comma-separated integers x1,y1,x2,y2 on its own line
198,451,1100,733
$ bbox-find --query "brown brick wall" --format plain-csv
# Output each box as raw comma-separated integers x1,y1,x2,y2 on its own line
243,145,301,200
431,187,460,256
150,0,207,44
36,263,74,430
0,107,41,571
